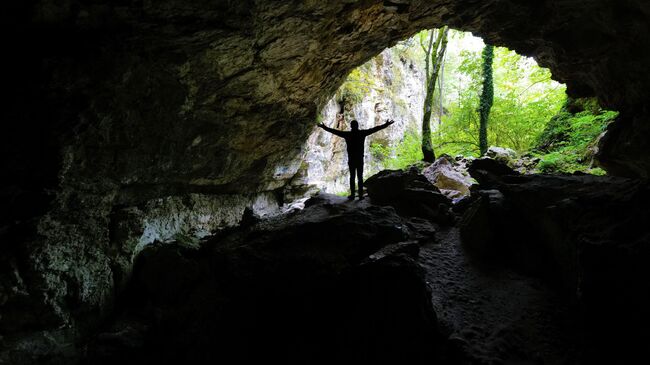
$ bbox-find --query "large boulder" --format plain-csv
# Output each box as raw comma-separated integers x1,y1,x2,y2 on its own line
422,155,475,202
365,167,454,224
466,157,520,189
85,194,443,365
486,146,518,166
459,172,650,363
511,154,542,174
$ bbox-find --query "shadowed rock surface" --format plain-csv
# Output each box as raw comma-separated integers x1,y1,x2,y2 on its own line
421,227,586,364
460,159,650,363
3,1,650,363
83,194,443,365
3,168,650,364
365,167,454,224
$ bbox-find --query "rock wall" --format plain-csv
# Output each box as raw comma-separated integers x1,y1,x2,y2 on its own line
79,194,442,365
4,0,650,355
0,189,280,362
6,182,281,339
297,47,426,194
459,162,650,363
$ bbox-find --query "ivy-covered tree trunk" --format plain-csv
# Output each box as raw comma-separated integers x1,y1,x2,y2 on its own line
478,44,494,156
421,26,449,162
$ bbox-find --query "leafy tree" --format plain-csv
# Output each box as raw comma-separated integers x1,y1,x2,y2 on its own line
478,44,494,155
420,27,449,162
433,39,566,157
371,131,423,170
358,30,611,176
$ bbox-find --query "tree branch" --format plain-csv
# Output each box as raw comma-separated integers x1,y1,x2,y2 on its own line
434,140,481,148
516,77,552,99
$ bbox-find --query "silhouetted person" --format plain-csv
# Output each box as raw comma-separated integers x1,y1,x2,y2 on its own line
318,119,395,199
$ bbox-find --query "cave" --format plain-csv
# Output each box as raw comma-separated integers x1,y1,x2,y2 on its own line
2,1,650,364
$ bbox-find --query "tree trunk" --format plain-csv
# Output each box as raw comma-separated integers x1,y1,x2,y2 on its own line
438,52,445,137
478,44,494,156
421,26,449,163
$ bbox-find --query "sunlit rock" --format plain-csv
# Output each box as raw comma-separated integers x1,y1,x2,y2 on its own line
423,155,475,201
486,146,517,166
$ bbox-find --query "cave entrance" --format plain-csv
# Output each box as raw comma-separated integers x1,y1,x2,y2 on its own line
300,29,618,196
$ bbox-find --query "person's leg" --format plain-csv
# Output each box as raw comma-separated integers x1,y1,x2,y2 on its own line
348,164,356,199
357,162,364,199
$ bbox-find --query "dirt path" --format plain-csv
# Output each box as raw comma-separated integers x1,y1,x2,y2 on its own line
419,227,584,364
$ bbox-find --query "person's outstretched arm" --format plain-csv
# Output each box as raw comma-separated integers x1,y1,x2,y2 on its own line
363,120,395,136
317,123,346,137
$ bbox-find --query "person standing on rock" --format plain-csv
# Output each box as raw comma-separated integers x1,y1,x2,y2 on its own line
318,119,395,200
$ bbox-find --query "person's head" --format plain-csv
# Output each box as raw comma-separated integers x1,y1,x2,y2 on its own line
350,120,359,131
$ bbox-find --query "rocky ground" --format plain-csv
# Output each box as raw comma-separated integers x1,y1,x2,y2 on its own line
4,159,648,364
82,194,444,365
421,227,585,364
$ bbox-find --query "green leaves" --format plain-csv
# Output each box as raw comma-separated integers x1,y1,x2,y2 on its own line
371,131,423,170
478,44,494,155
533,105,618,174
336,67,376,104
434,37,566,157
336,29,614,177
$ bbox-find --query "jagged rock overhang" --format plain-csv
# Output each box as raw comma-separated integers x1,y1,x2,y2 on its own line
5,1,650,203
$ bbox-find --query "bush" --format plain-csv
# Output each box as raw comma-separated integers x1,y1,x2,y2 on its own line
371,130,424,170
336,67,376,104
533,99,618,174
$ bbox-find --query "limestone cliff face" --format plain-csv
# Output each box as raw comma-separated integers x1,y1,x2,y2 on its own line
298,48,426,194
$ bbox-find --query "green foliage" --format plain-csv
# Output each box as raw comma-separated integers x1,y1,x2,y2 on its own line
370,130,424,170
478,45,494,155
535,151,606,175
533,101,618,174
434,43,566,157
336,67,376,104
334,30,613,178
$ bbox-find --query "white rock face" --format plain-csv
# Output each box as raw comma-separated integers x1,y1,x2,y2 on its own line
135,193,280,254
103,191,282,297
298,48,427,194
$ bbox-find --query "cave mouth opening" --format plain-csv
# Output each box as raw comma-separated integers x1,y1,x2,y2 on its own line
300,28,619,197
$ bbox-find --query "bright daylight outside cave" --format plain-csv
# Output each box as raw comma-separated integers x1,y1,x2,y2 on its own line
2,2,650,365
292,29,618,203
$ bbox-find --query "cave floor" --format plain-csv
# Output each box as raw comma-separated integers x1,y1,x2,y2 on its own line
419,227,584,364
